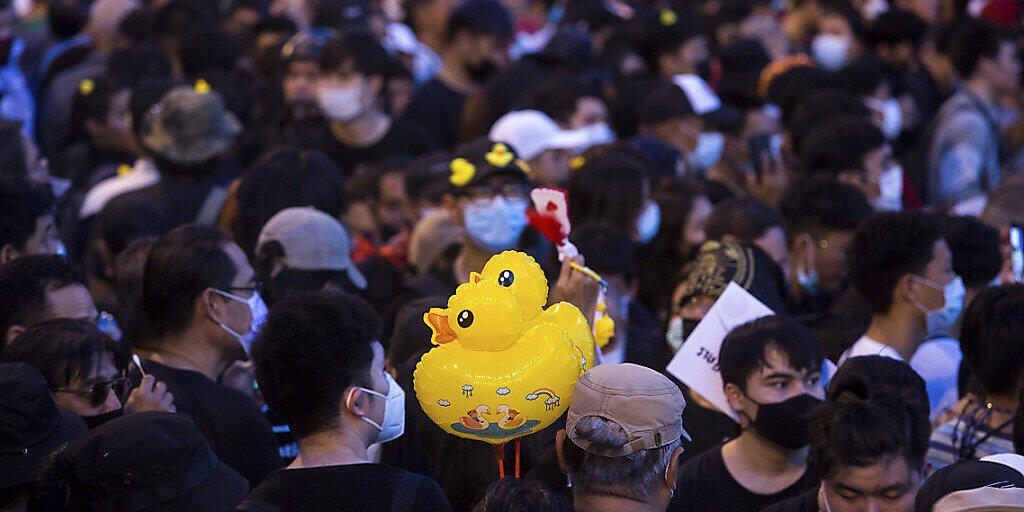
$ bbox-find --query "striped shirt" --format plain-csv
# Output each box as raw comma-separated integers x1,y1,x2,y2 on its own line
926,418,1015,473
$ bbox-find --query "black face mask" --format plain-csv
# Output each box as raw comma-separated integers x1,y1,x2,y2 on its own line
749,393,821,449
466,60,497,84
81,408,124,430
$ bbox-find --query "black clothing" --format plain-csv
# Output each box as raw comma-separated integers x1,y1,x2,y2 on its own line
139,361,282,486
105,176,219,230
245,464,452,512
669,445,818,512
761,489,820,512
306,118,436,176
677,397,738,465
403,79,467,151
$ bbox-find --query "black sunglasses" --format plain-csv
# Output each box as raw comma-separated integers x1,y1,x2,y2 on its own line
55,376,129,408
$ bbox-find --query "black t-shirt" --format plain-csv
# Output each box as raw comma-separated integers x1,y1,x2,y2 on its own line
678,398,737,465
140,361,282,486
402,79,467,151
668,445,818,512
245,464,453,512
307,118,436,176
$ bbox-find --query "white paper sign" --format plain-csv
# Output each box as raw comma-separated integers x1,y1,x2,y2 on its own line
665,282,774,422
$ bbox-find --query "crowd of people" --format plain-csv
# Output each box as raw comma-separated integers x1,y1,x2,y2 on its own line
1,0,1024,510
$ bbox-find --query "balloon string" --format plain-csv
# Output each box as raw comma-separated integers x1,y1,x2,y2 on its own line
514,438,521,478
494,443,505,479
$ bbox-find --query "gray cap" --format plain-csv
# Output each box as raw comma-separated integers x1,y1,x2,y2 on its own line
142,85,241,165
257,207,367,289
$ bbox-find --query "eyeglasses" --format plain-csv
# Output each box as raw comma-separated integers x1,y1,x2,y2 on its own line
55,376,129,408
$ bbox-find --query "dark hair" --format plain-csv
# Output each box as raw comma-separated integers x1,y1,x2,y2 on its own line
106,44,174,90
112,238,157,348
141,225,238,342
129,78,178,138
836,57,891,98
809,381,930,478
950,20,1011,79
778,176,873,245
766,67,840,129
959,284,1024,397
0,255,85,342
799,115,886,178
117,8,155,45
570,223,637,279
788,91,871,156
69,77,117,146
471,478,573,512
944,216,1002,289
827,356,928,417
319,31,390,78
868,9,926,49
567,146,648,233
179,30,242,80
233,147,347,257
705,197,782,243
848,212,944,313
0,319,128,389
445,0,514,45
48,0,86,40
0,176,55,252
718,315,824,391
1015,387,1024,454
518,77,591,126
252,291,381,438
0,122,28,177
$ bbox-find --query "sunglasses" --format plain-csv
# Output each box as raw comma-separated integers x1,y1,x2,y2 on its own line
55,376,129,408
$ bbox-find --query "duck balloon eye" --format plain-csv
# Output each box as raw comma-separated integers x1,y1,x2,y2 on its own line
498,270,514,287
457,310,474,328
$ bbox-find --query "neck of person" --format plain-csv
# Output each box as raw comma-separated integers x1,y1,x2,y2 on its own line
436,54,477,95
329,109,391,148
454,241,494,284
729,429,808,474
572,494,667,512
864,306,926,360
290,427,373,469
966,76,999,104
142,328,235,381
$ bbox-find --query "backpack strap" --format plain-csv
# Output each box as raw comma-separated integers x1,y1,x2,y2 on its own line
390,471,425,512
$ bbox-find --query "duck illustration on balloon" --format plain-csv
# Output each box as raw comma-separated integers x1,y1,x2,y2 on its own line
415,251,596,445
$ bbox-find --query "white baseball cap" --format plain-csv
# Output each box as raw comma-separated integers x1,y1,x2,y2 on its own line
488,110,611,161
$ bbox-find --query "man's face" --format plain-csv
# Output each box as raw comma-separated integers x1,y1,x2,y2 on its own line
46,284,99,325
755,226,790,278
570,96,609,130
860,144,896,201
53,352,123,417
906,239,955,314
823,455,921,512
991,41,1022,94
678,196,712,260
728,346,823,423
529,148,572,187
802,230,855,294
21,214,63,257
376,172,415,234
213,242,256,344
283,60,321,106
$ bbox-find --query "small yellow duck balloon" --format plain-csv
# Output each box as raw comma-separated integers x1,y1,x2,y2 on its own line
416,251,596,444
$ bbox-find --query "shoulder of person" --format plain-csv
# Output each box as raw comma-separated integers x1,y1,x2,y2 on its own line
676,444,726,480
410,473,453,512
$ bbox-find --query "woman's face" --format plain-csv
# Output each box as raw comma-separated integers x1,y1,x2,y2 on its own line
679,196,713,260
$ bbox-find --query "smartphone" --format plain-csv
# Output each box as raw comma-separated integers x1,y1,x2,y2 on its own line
748,134,772,180
1011,224,1023,283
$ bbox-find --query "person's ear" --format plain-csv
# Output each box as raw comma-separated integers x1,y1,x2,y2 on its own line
792,233,812,269
0,243,21,266
201,287,228,324
343,385,367,417
895,273,916,307
724,382,750,424
554,429,569,475
443,194,463,222
665,445,685,489
5,325,25,346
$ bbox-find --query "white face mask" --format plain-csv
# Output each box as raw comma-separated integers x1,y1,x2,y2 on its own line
811,34,851,71
213,289,269,356
872,164,903,211
317,84,367,122
350,372,406,443
688,132,724,171
865,97,903,139
635,201,661,244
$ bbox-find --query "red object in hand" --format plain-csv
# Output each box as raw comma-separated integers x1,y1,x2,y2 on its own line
527,208,567,244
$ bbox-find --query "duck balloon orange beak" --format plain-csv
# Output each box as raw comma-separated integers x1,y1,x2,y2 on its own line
426,311,457,344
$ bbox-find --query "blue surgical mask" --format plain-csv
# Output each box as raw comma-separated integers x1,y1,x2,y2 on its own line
925,276,965,338
796,235,819,296
688,132,724,171
214,289,268,356
635,202,661,244
462,196,529,253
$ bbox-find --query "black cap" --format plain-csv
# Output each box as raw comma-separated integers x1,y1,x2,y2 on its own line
281,28,337,65
915,460,1024,512
639,80,696,125
0,363,87,489
447,138,531,191
59,412,248,512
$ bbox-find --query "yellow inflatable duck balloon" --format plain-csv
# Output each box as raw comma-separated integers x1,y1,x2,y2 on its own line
416,251,596,444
